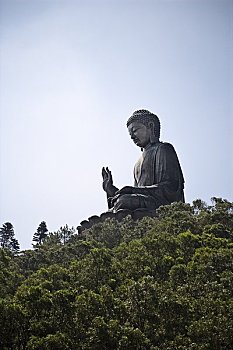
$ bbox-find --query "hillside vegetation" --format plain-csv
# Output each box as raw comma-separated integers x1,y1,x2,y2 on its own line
0,198,233,350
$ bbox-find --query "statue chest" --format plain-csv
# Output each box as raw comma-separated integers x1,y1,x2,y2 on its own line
134,151,155,186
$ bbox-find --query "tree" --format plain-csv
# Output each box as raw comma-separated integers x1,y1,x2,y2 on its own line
33,221,48,246
0,222,20,252
0,198,233,349
0,298,27,350
57,225,76,245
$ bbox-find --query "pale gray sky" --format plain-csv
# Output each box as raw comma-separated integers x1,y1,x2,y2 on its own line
0,0,232,250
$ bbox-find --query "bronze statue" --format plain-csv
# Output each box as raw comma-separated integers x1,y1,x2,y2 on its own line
102,109,184,212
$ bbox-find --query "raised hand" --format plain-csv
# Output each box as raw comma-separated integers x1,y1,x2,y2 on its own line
102,167,118,197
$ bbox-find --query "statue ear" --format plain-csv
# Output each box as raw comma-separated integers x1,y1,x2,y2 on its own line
149,122,156,143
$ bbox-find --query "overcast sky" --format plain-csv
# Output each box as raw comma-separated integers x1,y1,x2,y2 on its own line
0,0,232,250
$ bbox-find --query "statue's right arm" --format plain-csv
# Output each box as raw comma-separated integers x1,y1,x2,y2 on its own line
102,167,119,197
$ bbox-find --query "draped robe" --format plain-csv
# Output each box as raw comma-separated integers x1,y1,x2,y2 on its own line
109,141,184,211
129,141,184,209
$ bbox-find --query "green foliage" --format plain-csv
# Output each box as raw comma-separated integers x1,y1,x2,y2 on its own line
44,225,76,246
26,333,71,350
0,198,233,349
33,221,48,246
0,222,20,252
0,298,27,350
0,248,23,297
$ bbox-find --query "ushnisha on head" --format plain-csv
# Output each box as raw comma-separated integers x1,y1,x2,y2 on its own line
127,109,161,148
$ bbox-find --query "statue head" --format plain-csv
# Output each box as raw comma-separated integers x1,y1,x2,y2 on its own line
127,109,160,148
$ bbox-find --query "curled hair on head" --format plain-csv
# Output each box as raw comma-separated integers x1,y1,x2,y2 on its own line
126,109,161,139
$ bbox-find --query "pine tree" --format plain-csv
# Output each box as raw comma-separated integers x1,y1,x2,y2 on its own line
10,237,20,252
58,225,75,244
32,221,48,245
0,222,20,252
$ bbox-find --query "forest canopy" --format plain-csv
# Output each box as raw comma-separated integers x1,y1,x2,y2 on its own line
0,198,233,349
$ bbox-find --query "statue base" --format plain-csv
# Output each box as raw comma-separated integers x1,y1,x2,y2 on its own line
77,208,157,235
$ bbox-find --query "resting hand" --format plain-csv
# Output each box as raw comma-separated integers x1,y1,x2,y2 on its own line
111,193,141,211
115,186,135,195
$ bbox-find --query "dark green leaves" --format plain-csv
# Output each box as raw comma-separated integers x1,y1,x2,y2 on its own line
0,198,232,349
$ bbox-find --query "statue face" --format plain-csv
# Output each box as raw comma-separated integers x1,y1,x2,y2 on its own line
128,121,151,148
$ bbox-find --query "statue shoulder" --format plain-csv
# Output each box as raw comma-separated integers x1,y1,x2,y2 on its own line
156,141,176,152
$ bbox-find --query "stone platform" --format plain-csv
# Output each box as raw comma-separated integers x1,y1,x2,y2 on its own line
77,208,157,235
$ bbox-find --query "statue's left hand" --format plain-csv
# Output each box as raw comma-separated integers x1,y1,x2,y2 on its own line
115,186,135,195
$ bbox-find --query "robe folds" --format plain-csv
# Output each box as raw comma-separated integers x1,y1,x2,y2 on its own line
132,142,185,209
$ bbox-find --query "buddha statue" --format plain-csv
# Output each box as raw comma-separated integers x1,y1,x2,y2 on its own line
102,109,184,212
